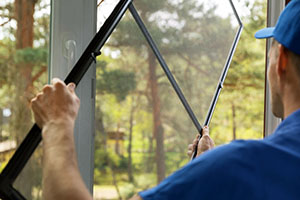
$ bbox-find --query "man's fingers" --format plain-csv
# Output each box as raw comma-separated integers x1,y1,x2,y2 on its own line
51,77,62,85
36,92,43,100
67,82,76,93
195,126,214,157
30,96,37,105
42,85,53,94
202,126,209,136
187,150,192,157
188,144,193,151
51,78,66,90
192,136,199,147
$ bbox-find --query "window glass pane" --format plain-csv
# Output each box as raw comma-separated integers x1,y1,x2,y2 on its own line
0,0,50,199
94,0,253,199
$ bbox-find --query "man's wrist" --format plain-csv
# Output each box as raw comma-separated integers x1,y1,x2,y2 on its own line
42,118,75,148
42,118,78,169
43,118,75,130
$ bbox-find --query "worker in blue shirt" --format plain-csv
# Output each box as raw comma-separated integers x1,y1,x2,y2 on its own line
30,0,300,199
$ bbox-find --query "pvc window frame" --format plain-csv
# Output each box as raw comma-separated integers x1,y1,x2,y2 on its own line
49,0,97,192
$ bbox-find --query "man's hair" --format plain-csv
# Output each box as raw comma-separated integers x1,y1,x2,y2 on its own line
272,39,300,76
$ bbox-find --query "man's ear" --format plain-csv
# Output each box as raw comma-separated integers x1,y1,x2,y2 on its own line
277,44,288,75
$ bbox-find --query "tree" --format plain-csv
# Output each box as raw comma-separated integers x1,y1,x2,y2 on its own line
210,0,266,143
0,0,49,198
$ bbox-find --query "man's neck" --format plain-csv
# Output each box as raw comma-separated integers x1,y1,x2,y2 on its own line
283,82,300,118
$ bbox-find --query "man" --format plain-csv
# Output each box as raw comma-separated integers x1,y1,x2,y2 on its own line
31,0,300,199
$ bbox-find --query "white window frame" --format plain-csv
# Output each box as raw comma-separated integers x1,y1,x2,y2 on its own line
49,0,97,192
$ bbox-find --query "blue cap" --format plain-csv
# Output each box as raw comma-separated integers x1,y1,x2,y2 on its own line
255,0,300,55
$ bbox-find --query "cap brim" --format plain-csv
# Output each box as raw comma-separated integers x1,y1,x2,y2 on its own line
255,27,275,39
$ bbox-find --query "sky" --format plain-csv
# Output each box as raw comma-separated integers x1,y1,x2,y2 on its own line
0,0,258,41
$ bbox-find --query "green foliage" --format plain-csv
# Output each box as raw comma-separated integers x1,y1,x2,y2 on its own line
94,149,128,171
14,47,48,64
94,148,129,186
97,61,137,102
210,0,266,143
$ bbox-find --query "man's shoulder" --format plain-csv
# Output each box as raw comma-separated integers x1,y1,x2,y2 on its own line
187,139,272,181
196,139,266,165
140,140,266,200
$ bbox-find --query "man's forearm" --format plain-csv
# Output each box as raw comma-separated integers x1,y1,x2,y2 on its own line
42,120,92,200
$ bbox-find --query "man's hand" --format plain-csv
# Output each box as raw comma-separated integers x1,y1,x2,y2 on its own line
187,126,214,158
31,78,80,129
31,78,92,200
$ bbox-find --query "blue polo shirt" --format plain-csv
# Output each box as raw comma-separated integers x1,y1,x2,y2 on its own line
139,109,300,200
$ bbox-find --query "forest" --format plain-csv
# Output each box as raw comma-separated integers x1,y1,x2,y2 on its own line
0,0,266,199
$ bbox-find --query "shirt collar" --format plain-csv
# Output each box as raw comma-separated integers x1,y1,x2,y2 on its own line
274,109,300,133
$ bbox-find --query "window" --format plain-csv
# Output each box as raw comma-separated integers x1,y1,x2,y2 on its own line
94,0,255,199
0,0,268,199
0,0,50,199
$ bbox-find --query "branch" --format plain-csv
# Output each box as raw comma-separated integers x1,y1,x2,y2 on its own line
0,4,13,13
0,13,15,26
31,66,47,83
156,69,179,80
0,20,11,26
0,13,13,18
35,2,50,10
177,53,209,76
223,83,263,89
97,0,105,7
132,90,149,101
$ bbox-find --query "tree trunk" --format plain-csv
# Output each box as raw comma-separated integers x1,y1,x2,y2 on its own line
127,98,135,182
95,106,107,149
109,163,122,200
0,108,2,141
232,103,236,140
146,134,154,173
15,0,35,49
148,50,165,183
13,0,38,199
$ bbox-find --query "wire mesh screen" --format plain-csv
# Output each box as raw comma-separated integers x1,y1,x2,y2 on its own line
94,0,241,199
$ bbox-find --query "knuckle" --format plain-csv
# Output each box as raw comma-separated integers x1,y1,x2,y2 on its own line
202,135,210,140
203,129,209,134
54,81,65,89
31,97,36,103
75,96,80,104
36,93,43,100
193,139,199,146
42,85,52,93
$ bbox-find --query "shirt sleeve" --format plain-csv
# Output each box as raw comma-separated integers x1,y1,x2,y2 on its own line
139,140,261,200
